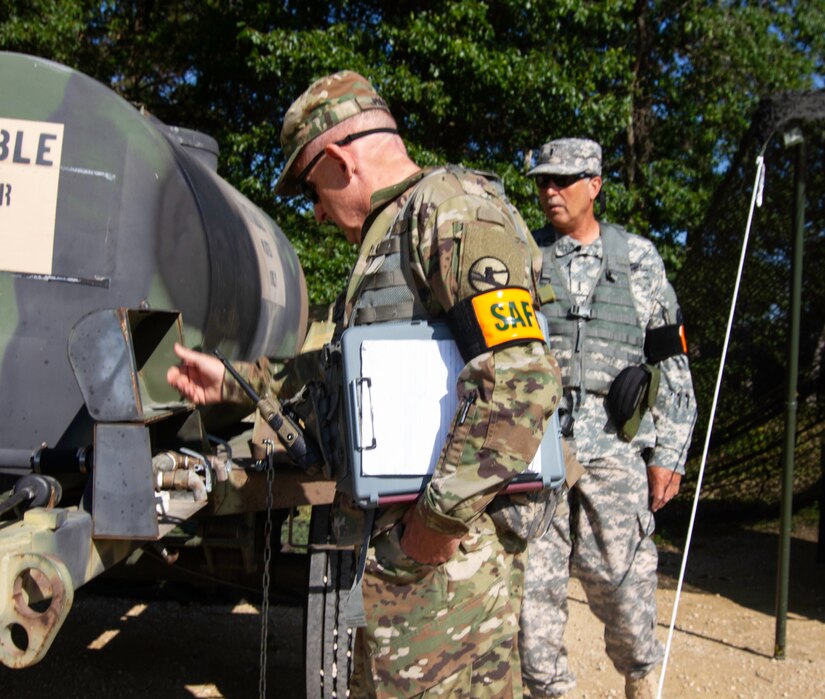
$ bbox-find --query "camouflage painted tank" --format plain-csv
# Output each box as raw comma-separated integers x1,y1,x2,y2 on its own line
0,53,348,692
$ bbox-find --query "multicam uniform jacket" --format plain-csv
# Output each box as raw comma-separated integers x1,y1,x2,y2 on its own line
228,167,561,518
225,166,562,697
347,167,561,528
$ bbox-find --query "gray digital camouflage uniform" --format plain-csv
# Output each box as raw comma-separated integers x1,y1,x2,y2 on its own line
520,221,697,697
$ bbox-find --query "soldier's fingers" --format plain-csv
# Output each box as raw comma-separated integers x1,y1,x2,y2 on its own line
167,367,204,404
173,342,204,366
654,486,678,511
649,482,668,511
166,365,191,393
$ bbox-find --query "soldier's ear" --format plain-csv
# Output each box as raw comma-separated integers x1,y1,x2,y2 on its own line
588,175,602,199
325,143,356,182
590,177,606,219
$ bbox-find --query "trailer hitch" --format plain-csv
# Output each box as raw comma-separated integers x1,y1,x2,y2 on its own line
0,550,74,668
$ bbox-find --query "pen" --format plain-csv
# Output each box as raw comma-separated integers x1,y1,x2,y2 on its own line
458,393,477,425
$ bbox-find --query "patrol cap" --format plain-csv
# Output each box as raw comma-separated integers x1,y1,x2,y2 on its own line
527,138,602,177
274,70,391,196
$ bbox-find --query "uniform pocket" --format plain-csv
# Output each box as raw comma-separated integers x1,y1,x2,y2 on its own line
637,505,656,539
438,395,479,477
482,350,547,464
369,522,439,587
364,522,518,699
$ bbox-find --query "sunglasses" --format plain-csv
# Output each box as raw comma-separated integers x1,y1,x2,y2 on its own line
297,127,399,204
535,172,591,190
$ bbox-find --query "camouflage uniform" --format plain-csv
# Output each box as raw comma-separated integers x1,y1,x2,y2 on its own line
227,73,563,698
518,139,697,697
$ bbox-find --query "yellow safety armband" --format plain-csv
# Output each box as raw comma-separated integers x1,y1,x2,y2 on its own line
446,287,545,362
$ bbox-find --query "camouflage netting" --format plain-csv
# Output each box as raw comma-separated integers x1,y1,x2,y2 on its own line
676,90,825,516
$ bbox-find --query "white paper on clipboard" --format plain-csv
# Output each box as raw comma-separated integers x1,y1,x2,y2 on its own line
357,337,541,478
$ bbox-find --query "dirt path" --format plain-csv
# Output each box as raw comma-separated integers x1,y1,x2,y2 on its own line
566,523,825,698
566,576,824,698
1,524,823,698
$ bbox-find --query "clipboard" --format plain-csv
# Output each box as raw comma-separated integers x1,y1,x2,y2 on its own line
339,320,564,508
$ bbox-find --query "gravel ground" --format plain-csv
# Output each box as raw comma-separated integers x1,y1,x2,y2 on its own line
1,522,823,698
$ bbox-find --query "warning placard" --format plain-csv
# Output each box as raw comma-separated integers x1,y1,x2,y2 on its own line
0,118,65,275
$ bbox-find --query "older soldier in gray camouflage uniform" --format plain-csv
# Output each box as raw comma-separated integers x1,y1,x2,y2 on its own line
518,139,697,699
168,71,562,698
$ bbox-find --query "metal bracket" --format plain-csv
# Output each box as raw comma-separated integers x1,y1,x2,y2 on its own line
0,553,74,669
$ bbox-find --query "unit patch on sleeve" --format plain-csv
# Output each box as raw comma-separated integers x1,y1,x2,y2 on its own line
468,256,510,291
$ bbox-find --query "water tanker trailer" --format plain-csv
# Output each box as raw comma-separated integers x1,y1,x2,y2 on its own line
0,52,352,696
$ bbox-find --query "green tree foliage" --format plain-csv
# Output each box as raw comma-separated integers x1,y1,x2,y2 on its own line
3,1,822,303
0,0,95,64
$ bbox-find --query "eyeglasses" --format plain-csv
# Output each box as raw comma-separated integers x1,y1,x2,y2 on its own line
296,127,399,204
535,172,591,190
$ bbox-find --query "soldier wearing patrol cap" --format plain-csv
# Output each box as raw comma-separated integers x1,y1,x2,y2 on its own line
519,138,697,699
168,71,562,697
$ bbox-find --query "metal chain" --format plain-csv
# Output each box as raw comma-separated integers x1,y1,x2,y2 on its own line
259,440,275,699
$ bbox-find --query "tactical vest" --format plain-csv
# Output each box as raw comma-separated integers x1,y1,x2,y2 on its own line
347,165,529,328
538,222,645,398
317,167,495,483
346,200,428,327
319,166,539,490
309,169,558,593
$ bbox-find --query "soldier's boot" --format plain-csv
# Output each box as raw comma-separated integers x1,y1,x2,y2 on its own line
624,672,656,699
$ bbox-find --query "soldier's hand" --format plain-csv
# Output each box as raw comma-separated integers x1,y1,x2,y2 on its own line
166,343,226,405
400,506,461,565
647,465,681,512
